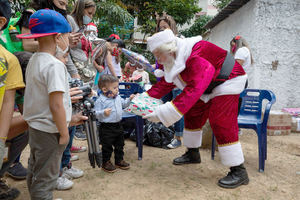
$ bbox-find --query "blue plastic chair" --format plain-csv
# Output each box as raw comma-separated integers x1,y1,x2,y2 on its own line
119,82,144,160
211,89,276,172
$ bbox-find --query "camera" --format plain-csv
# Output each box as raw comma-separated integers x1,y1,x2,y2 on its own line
69,78,92,99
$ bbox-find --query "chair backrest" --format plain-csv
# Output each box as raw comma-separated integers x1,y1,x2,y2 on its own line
119,82,144,98
239,89,276,121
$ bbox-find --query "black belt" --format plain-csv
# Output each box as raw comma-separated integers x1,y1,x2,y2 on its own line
204,52,235,94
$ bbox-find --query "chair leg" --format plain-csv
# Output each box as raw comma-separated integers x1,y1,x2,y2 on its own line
135,116,143,160
211,133,216,160
264,131,267,160
258,134,265,172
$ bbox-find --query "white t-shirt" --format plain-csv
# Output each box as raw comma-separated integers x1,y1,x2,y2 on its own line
23,53,72,133
104,56,122,77
234,47,251,74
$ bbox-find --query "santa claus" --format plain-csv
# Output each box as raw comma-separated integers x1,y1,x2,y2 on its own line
144,29,249,188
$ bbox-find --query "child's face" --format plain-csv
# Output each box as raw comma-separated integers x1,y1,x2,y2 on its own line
55,33,70,64
102,81,119,97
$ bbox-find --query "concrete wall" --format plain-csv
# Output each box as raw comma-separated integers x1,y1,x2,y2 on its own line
205,0,300,109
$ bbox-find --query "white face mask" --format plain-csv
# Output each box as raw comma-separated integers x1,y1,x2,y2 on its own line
55,36,69,58
83,15,92,25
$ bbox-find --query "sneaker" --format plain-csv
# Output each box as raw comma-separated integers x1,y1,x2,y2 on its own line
0,178,20,200
74,131,87,141
167,138,182,149
56,177,73,191
115,160,130,170
62,166,84,179
102,161,117,173
6,162,27,180
70,146,87,153
70,154,79,162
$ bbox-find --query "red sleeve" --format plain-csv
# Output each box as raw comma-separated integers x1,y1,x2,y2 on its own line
147,77,175,99
172,56,215,114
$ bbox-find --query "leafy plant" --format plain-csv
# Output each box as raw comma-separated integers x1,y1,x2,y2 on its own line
213,0,232,11
180,15,212,37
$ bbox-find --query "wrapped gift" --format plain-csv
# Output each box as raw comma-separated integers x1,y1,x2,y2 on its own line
125,93,163,116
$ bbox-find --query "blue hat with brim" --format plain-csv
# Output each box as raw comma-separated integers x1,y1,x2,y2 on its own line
17,9,71,39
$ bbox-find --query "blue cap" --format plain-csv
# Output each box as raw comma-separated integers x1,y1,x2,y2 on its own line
17,9,71,39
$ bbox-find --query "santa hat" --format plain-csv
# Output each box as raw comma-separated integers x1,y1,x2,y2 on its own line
147,29,176,52
86,22,98,32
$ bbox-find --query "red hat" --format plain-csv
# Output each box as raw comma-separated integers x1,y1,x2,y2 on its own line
109,34,120,40
86,22,98,32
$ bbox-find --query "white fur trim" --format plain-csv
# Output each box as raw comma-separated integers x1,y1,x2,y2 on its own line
156,102,182,127
147,29,176,52
200,74,248,103
154,69,165,78
218,142,245,166
163,36,202,83
183,130,203,148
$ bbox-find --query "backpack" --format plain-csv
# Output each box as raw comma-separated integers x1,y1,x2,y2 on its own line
0,16,24,53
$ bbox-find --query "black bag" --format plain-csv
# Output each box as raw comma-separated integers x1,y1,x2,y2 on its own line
143,121,174,148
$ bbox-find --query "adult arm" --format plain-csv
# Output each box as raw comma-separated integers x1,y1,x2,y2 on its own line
0,90,16,139
66,54,80,78
21,27,39,52
149,56,215,127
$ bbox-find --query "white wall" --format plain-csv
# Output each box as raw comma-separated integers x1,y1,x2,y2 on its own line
205,0,300,109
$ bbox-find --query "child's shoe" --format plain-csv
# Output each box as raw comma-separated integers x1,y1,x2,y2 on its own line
115,160,130,170
62,166,84,179
56,177,73,190
102,161,117,173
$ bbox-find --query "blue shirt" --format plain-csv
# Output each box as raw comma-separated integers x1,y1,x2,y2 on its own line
94,94,131,123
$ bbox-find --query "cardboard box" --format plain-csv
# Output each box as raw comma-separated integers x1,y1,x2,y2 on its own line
291,117,300,133
267,110,291,136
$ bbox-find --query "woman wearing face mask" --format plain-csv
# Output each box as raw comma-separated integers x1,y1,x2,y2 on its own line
67,0,96,82
230,36,253,135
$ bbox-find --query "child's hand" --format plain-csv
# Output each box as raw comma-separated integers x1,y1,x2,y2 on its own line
59,133,70,145
104,108,112,117
129,94,135,100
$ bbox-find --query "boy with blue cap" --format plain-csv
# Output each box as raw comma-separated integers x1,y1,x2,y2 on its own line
17,9,72,199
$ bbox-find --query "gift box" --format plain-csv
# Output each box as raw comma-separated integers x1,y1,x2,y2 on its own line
292,117,300,133
267,110,292,136
125,93,163,116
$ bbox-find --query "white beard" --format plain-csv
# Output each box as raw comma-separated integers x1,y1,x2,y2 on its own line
161,56,175,72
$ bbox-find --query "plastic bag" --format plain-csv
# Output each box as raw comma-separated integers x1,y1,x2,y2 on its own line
144,121,174,148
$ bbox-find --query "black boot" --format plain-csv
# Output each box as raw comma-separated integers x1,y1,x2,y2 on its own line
173,148,201,165
218,164,249,189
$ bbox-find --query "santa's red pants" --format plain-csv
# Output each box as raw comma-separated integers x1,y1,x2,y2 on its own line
183,94,244,166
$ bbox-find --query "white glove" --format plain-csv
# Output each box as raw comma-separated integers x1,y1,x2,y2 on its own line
143,111,161,123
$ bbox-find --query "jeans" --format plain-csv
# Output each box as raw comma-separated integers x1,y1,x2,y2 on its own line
162,89,184,137
60,126,75,169
0,132,29,177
